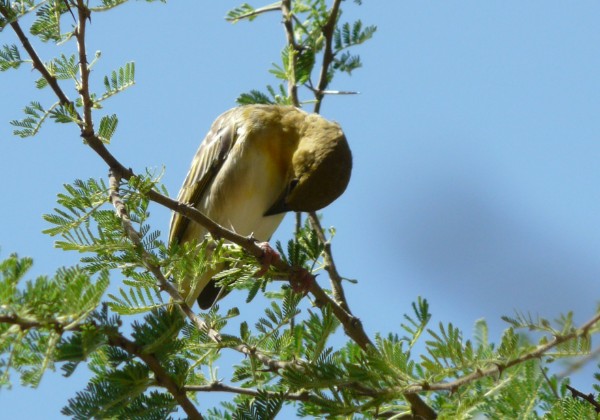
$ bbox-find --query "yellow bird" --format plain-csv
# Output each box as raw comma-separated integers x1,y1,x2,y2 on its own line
169,104,352,309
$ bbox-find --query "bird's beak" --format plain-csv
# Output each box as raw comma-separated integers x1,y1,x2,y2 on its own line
264,190,289,216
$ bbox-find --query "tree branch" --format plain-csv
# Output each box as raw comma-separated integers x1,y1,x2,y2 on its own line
106,332,204,420
308,212,349,312
107,170,221,343
280,0,300,107
404,311,600,394
0,314,52,331
185,382,311,402
74,0,94,137
0,314,203,419
108,170,303,375
0,6,72,107
312,0,342,114
566,384,600,413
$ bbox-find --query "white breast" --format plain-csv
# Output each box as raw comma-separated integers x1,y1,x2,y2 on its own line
200,135,287,241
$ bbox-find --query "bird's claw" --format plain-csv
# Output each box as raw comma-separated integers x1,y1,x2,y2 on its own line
289,267,314,295
254,242,314,295
255,241,281,276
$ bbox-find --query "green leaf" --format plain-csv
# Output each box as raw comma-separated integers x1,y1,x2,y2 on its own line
332,51,362,75
10,101,54,137
0,258,109,388
107,286,164,316
100,62,135,102
90,0,129,12
226,3,256,23
0,44,24,71
97,114,118,143
52,54,78,81
333,20,377,52
232,390,283,419
42,178,110,238
295,48,315,85
226,2,280,23
400,297,431,350
236,89,274,105
30,2,69,43
49,102,80,124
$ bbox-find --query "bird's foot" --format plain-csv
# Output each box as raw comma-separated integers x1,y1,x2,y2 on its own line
289,267,314,295
255,241,281,276
254,242,314,295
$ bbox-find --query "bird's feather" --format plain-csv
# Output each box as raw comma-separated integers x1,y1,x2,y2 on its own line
169,109,238,244
168,105,352,309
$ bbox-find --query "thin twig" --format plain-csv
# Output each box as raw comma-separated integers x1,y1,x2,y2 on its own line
280,0,300,107
312,0,342,114
226,3,281,22
108,170,304,375
106,332,203,420
566,384,600,413
0,314,203,419
185,382,311,402
74,0,94,137
308,212,350,312
403,312,600,394
0,315,55,331
540,365,560,399
0,6,71,107
107,170,220,339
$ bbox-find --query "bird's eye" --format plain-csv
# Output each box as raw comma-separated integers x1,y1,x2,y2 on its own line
289,178,299,191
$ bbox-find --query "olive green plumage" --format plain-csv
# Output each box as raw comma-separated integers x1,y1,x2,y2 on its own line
169,104,352,308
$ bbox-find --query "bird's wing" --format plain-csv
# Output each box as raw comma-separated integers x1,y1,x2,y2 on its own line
169,109,238,244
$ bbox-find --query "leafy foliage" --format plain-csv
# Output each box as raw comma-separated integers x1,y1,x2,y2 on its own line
101,62,135,102
236,84,292,105
0,44,24,70
30,1,73,43
225,3,257,23
0,254,109,387
97,113,119,143
229,0,376,106
10,101,53,137
331,20,376,74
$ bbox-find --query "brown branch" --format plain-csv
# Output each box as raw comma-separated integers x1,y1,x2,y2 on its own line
0,314,49,331
540,365,560,399
106,332,203,420
566,384,600,413
308,212,349,312
233,342,303,371
403,311,600,394
0,315,203,419
312,0,342,114
107,170,220,343
0,7,72,108
280,0,300,107
108,170,301,375
74,0,94,137
185,382,311,402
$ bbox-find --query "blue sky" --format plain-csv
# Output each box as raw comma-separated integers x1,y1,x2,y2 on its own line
1,1,600,417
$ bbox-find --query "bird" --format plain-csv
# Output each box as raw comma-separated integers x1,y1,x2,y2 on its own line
169,104,352,309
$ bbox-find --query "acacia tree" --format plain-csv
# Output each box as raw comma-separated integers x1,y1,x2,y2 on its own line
1,1,599,418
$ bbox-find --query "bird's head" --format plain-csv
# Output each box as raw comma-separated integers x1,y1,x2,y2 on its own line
264,115,352,215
